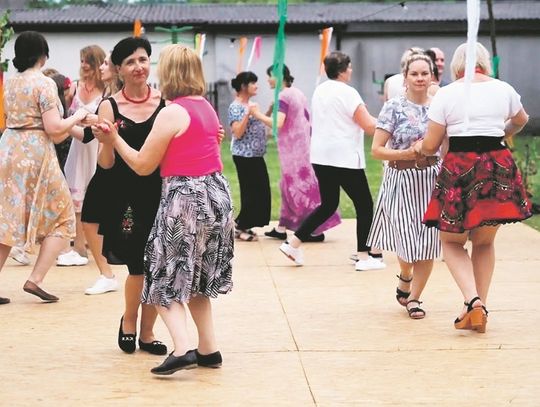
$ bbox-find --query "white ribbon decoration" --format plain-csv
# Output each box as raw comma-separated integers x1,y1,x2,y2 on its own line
462,0,481,133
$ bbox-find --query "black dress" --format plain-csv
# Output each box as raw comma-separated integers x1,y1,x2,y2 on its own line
98,97,166,275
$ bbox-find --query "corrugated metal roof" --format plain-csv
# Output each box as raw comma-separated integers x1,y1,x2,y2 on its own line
7,1,540,26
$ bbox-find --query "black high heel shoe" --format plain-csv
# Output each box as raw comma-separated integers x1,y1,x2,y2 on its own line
118,316,136,354
151,350,198,375
139,339,168,355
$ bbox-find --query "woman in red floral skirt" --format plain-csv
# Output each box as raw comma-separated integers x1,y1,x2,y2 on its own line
415,42,531,333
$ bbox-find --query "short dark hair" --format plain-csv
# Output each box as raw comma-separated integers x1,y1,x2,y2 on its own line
324,51,351,80
12,31,49,73
111,37,152,66
266,64,294,87
231,71,258,92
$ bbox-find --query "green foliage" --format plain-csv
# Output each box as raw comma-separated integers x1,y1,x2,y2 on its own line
0,11,15,72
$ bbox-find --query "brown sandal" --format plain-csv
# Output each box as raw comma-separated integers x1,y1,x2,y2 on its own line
454,297,488,333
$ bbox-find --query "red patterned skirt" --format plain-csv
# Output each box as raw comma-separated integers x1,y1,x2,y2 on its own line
423,136,532,233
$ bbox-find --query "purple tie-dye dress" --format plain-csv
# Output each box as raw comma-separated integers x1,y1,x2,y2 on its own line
277,87,341,234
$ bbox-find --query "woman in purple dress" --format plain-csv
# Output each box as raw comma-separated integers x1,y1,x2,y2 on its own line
251,65,340,242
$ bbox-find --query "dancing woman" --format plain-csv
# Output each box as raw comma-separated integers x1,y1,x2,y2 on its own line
0,32,88,304
417,42,532,333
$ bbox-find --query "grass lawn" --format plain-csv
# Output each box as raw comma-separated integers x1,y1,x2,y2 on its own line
221,134,540,232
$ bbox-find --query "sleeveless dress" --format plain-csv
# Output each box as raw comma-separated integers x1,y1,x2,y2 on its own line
98,97,165,275
64,87,101,212
0,70,75,253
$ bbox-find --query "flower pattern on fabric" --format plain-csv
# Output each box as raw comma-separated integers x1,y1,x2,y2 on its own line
228,101,267,157
276,87,340,233
0,70,75,252
424,149,532,232
377,96,430,150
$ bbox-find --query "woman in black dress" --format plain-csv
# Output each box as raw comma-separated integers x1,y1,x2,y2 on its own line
92,37,166,355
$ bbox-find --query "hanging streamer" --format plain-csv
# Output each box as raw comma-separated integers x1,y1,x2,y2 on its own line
246,36,262,70
195,33,206,59
462,0,481,132
316,27,333,86
271,0,287,141
237,37,248,73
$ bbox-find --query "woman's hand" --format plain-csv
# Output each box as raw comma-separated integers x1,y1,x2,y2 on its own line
217,124,225,144
399,146,418,161
412,139,424,155
80,113,99,127
91,119,119,145
72,108,89,122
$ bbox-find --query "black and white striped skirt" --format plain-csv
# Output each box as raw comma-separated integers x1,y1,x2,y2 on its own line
367,164,441,263
141,172,234,307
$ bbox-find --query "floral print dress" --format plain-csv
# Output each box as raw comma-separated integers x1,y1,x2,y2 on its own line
0,70,75,253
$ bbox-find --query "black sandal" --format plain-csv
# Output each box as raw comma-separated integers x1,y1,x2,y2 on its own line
406,299,426,319
396,274,412,307
264,228,287,240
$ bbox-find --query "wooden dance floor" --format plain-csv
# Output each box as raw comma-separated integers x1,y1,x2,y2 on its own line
1,220,539,406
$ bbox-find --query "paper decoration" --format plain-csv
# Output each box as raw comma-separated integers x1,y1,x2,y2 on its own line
237,37,248,73
316,27,333,85
462,0,480,132
246,36,262,70
195,33,206,59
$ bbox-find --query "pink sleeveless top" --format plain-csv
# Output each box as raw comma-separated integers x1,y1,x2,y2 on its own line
160,97,223,177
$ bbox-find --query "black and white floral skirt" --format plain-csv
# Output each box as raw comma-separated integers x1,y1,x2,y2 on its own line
141,172,234,307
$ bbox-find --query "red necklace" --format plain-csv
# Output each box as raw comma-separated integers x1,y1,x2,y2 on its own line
122,85,151,104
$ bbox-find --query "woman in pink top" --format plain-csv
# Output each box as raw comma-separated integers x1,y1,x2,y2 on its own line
94,45,233,375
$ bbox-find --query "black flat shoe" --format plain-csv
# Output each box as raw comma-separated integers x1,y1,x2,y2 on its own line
303,233,325,243
118,316,136,354
139,339,168,355
192,349,223,368
0,296,10,305
151,350,197,375
264,228,287,240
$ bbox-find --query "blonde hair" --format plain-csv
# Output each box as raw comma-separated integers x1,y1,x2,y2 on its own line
402,54,434,76
80,45,106,90
450,42,493,80
157,44,206,100
400,46,424,70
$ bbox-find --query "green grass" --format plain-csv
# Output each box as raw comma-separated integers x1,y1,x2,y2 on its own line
221,135,540,232
220,137,382,221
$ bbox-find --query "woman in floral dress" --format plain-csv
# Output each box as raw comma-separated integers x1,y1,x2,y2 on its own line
0,31,88,304
251,65,341,241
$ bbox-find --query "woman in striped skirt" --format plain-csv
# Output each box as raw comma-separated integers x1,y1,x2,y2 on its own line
367,54,441,319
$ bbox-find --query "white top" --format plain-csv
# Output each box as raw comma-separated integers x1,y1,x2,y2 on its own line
310,80,366,169
428,79,522,138
385,74,405,100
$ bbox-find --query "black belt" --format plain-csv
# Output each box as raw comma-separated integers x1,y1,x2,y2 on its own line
448,136,505,153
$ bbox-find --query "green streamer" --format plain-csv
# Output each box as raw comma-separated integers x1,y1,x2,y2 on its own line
492,55,500,78
271,0,288,141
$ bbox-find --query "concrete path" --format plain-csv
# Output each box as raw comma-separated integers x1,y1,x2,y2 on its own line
0,221,539,406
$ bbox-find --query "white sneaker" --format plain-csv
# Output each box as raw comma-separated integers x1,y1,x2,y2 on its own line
56,250,89,266
279,242,304,266
85,275,119,295
355,256,387,271
9,247,31,266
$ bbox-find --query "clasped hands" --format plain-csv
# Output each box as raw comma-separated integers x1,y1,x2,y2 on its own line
401,139,425,161
91,119,119,145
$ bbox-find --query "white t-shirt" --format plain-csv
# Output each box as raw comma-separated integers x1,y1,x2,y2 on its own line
310,80,366,169
385,73,405,100
428,79,522,137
